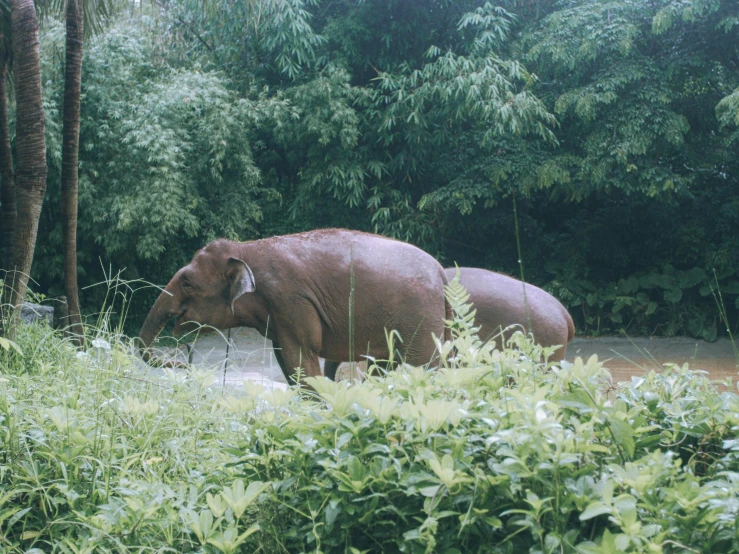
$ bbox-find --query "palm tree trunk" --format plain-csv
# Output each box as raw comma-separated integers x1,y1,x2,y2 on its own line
0,0,47,336
0,50,15,276
60,0,84,344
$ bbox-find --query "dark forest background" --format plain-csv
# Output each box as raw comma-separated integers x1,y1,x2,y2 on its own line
3,0,738,338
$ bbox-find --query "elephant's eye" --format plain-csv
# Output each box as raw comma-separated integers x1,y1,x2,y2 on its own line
181,279,193,292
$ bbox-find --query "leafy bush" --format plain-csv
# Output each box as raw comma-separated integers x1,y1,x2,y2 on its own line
558,265,739,340
0,323,269,552
1,283,738,552
228,280,739,552
33,20,284,320
20,2,739,340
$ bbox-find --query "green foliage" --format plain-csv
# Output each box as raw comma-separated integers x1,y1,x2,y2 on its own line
560,265,739,340
354,1,558,244
525,1,698,199
261,0,325,79
14,0,739,338
458,3,514,56
0,335,21,355
2,291,738,552
652,0,723,34
374,51,555,146
79,23,276,256
717,86,739,143
0,322,272,552
221,286,739,553
152,0,324,88
32,19,284,322
268,65,375,213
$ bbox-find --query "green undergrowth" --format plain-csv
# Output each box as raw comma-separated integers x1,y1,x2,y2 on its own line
0,282,738,552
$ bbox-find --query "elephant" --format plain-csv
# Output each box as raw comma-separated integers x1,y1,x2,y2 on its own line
323,266,575,380
137,229,451,384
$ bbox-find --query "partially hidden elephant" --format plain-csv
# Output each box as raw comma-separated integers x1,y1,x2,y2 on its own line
137,229,450,384
323,266,575,380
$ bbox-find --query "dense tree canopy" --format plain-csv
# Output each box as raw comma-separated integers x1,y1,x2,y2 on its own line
3,0,737,337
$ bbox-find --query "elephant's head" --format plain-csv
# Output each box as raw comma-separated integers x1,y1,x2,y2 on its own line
137,240,256,363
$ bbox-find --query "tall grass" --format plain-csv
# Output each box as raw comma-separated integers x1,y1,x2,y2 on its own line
0,319,271,552
711,269,739,369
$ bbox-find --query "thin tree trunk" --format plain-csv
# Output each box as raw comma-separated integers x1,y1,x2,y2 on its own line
0,50,15,276
0,0,47,336
61,0,84,343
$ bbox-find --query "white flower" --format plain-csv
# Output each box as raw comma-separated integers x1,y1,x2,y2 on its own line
92,338,111,351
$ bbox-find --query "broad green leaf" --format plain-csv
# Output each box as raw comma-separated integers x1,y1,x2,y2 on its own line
608,417,635,458
0,337,22,355
579,501,611,521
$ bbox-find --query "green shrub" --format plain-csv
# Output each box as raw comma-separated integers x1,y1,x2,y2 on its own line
0,324,268,552
560,265,739,340
227,280,739,553
0,281,738,552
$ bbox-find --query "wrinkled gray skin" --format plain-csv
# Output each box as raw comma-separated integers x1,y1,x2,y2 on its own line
138,229,450,384
323,267,575,380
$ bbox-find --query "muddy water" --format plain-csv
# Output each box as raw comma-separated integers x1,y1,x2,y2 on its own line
568,336,739,389
161,328,739,390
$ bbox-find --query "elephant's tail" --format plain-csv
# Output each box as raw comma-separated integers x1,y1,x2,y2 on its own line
565,309,576,343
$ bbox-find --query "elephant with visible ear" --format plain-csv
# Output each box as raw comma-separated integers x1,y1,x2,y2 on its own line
138,229,451,384
323,267,575,380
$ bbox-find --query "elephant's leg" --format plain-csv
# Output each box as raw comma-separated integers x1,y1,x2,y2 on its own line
547,343,566,363
275,333,322,384
272,308,323,384
271,338,296,386
266,298,327,385
323,360,340,381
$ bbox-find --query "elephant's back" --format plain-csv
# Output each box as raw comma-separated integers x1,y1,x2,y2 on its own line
255,229,447,364
445,267,572,351
267,228,445,290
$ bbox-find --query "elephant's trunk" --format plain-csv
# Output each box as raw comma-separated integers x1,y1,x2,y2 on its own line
137,287,178,363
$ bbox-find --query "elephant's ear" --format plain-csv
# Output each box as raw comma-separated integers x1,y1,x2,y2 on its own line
226,257,256,314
